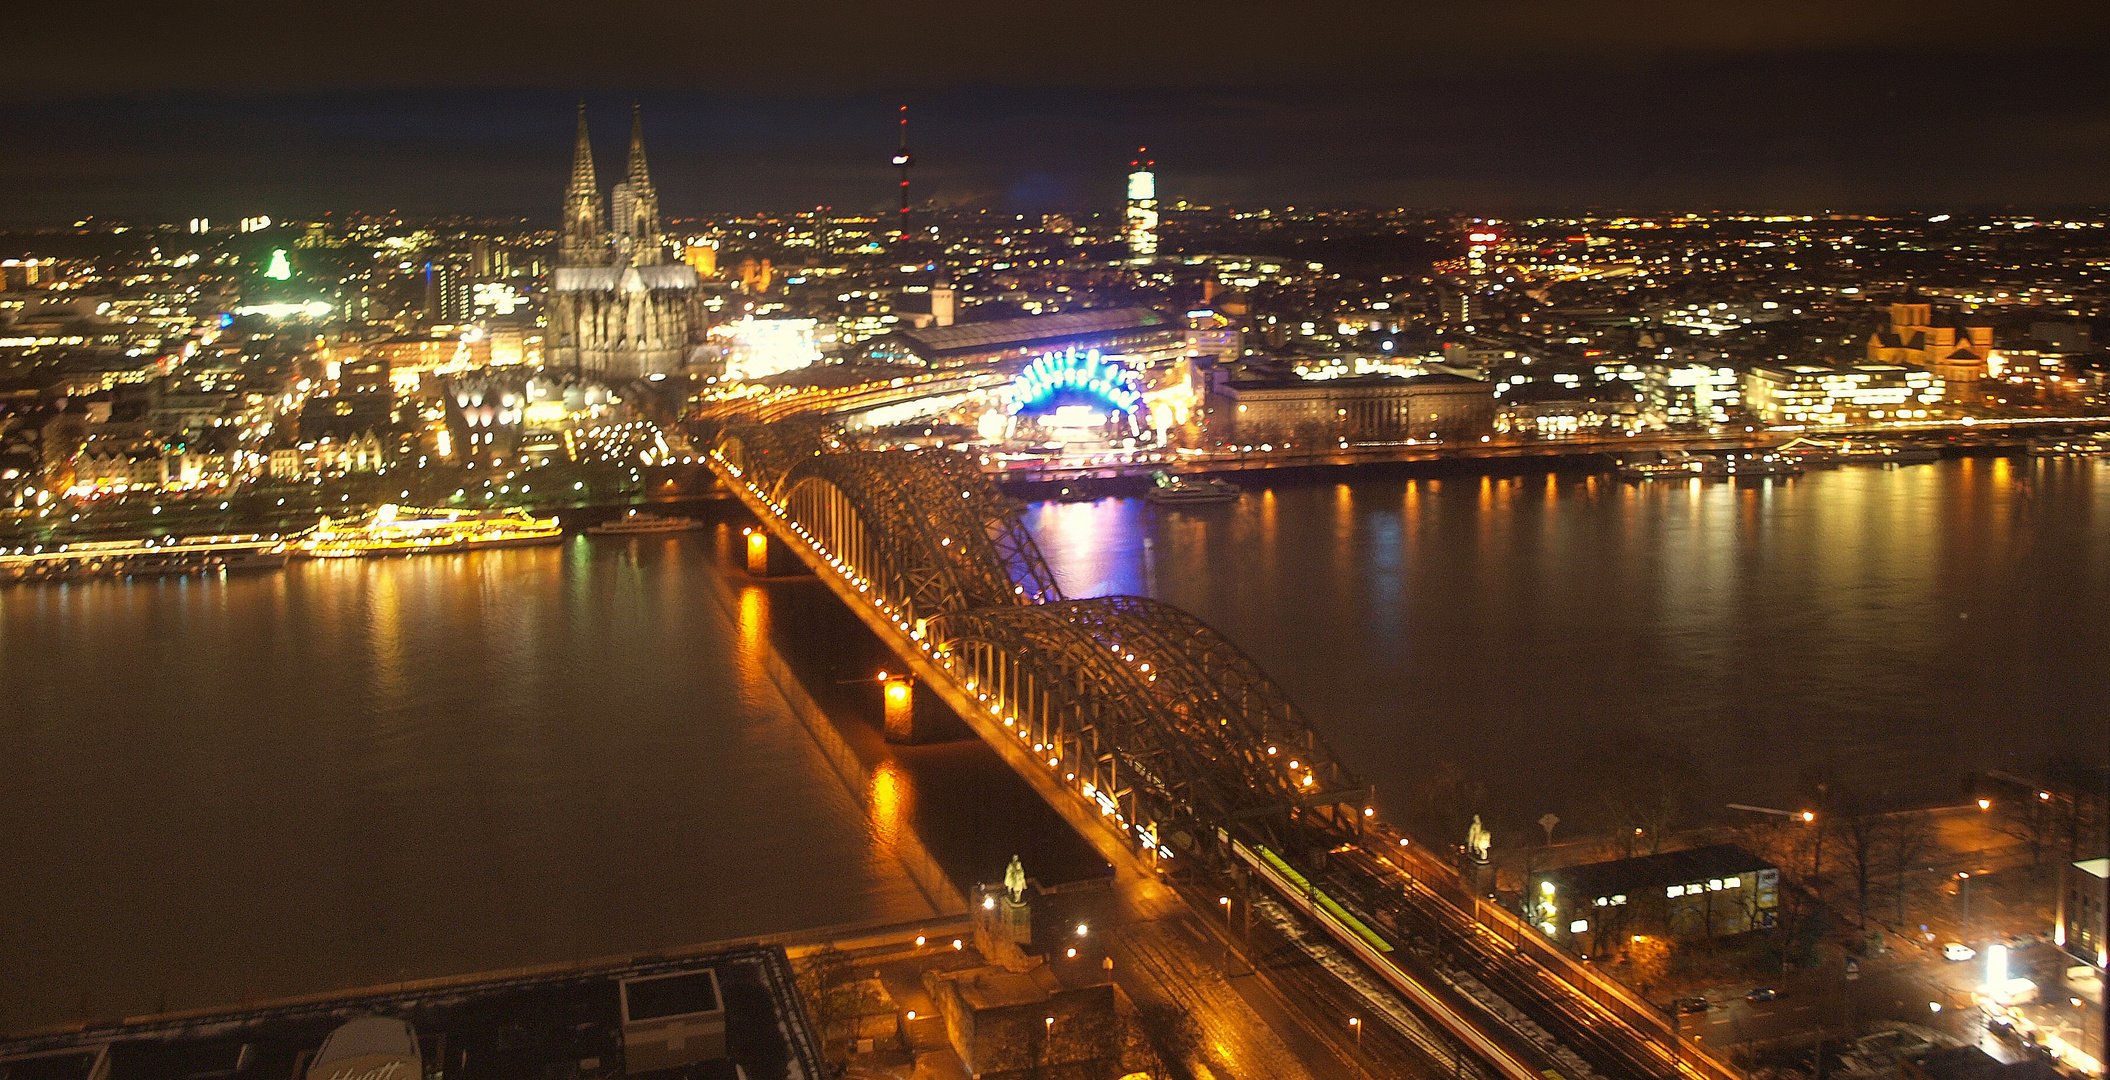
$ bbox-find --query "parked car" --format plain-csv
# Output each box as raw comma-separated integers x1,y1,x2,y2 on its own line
1745,987,1780,1002
1943,942,1978,962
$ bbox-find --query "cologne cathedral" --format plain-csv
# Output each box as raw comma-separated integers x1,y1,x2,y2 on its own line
548,105,701,379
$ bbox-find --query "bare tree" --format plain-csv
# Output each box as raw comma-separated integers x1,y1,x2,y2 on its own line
1834,790,1895,931
1992,793,2056,876
1596,740,1695,857
793,946,865,1053
1882,810,1936,931
1417,760,1489,858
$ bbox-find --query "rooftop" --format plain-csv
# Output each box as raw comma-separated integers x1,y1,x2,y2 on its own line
1537,844,1773,901
0,945,820,1080
888,307,1171,358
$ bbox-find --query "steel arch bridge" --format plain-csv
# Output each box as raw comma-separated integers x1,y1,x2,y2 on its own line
709,425,1367,860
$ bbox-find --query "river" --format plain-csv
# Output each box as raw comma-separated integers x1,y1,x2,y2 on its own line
3,456,2104,1029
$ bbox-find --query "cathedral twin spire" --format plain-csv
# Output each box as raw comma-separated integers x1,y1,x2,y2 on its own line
559,102,663,269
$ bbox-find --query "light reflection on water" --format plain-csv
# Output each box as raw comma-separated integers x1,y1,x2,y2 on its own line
1027,459,2110,837
0,535,938,1030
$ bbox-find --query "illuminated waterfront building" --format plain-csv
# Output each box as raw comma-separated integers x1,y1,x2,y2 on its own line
1644,363,1741,427
1125,151,1158,261
1230,373,1494,444
548,104,701,379
1742,364,1944,425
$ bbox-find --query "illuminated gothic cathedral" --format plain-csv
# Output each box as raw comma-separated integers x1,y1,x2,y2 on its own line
548,105,701,379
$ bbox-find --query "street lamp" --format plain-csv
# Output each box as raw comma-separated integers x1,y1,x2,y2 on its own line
1350,1016,1362,1052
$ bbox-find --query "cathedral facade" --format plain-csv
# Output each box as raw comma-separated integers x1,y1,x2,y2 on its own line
547,105,701,380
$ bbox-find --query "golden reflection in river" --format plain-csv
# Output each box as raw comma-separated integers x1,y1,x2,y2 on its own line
1259,487,1278,575
367,567,405,703
868,758,908,855
735,583,769,688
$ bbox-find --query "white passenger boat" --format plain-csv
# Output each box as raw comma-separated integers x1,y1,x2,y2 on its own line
292,504,562,558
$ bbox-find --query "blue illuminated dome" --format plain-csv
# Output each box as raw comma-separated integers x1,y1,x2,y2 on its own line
1005,348,1143,419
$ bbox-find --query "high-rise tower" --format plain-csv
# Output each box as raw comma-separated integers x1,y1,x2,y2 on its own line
1125,149,1158,262
560,103,608,266
891,106,914,239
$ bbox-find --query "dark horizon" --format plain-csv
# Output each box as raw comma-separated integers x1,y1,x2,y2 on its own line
7,0,2110,223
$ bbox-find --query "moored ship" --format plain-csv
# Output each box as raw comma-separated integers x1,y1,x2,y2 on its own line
1776,436,1940,465
291,504,562,558
0,534,287,583
1616,452,1726,480
1144,473,1242,505
587,509,702,535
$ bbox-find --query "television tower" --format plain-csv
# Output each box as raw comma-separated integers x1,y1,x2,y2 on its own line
891,105,914,239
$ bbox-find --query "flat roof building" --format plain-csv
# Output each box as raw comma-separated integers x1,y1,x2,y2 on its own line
854,307,1184,371
1527,844,1779,955
0,945,820,1080
1228,372,1492,444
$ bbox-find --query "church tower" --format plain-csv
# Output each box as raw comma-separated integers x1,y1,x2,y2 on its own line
559,103,608,267
549,103,698,380
610,104,664,267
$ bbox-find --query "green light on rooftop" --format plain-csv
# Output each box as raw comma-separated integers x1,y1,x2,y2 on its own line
263,250,292,280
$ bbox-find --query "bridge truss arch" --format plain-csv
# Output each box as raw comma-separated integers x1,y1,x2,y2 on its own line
771,449,1061,628
714,419,827,494
927,596,1367,857
710,428,1365,861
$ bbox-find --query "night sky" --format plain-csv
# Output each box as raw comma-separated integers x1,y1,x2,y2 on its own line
4,0,2108,223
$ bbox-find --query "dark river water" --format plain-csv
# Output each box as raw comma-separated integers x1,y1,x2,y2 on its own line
4,456,2106,1029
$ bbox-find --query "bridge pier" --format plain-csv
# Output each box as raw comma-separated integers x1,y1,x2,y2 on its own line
879,673,955,744
882,673,916,742
742,527,806,577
